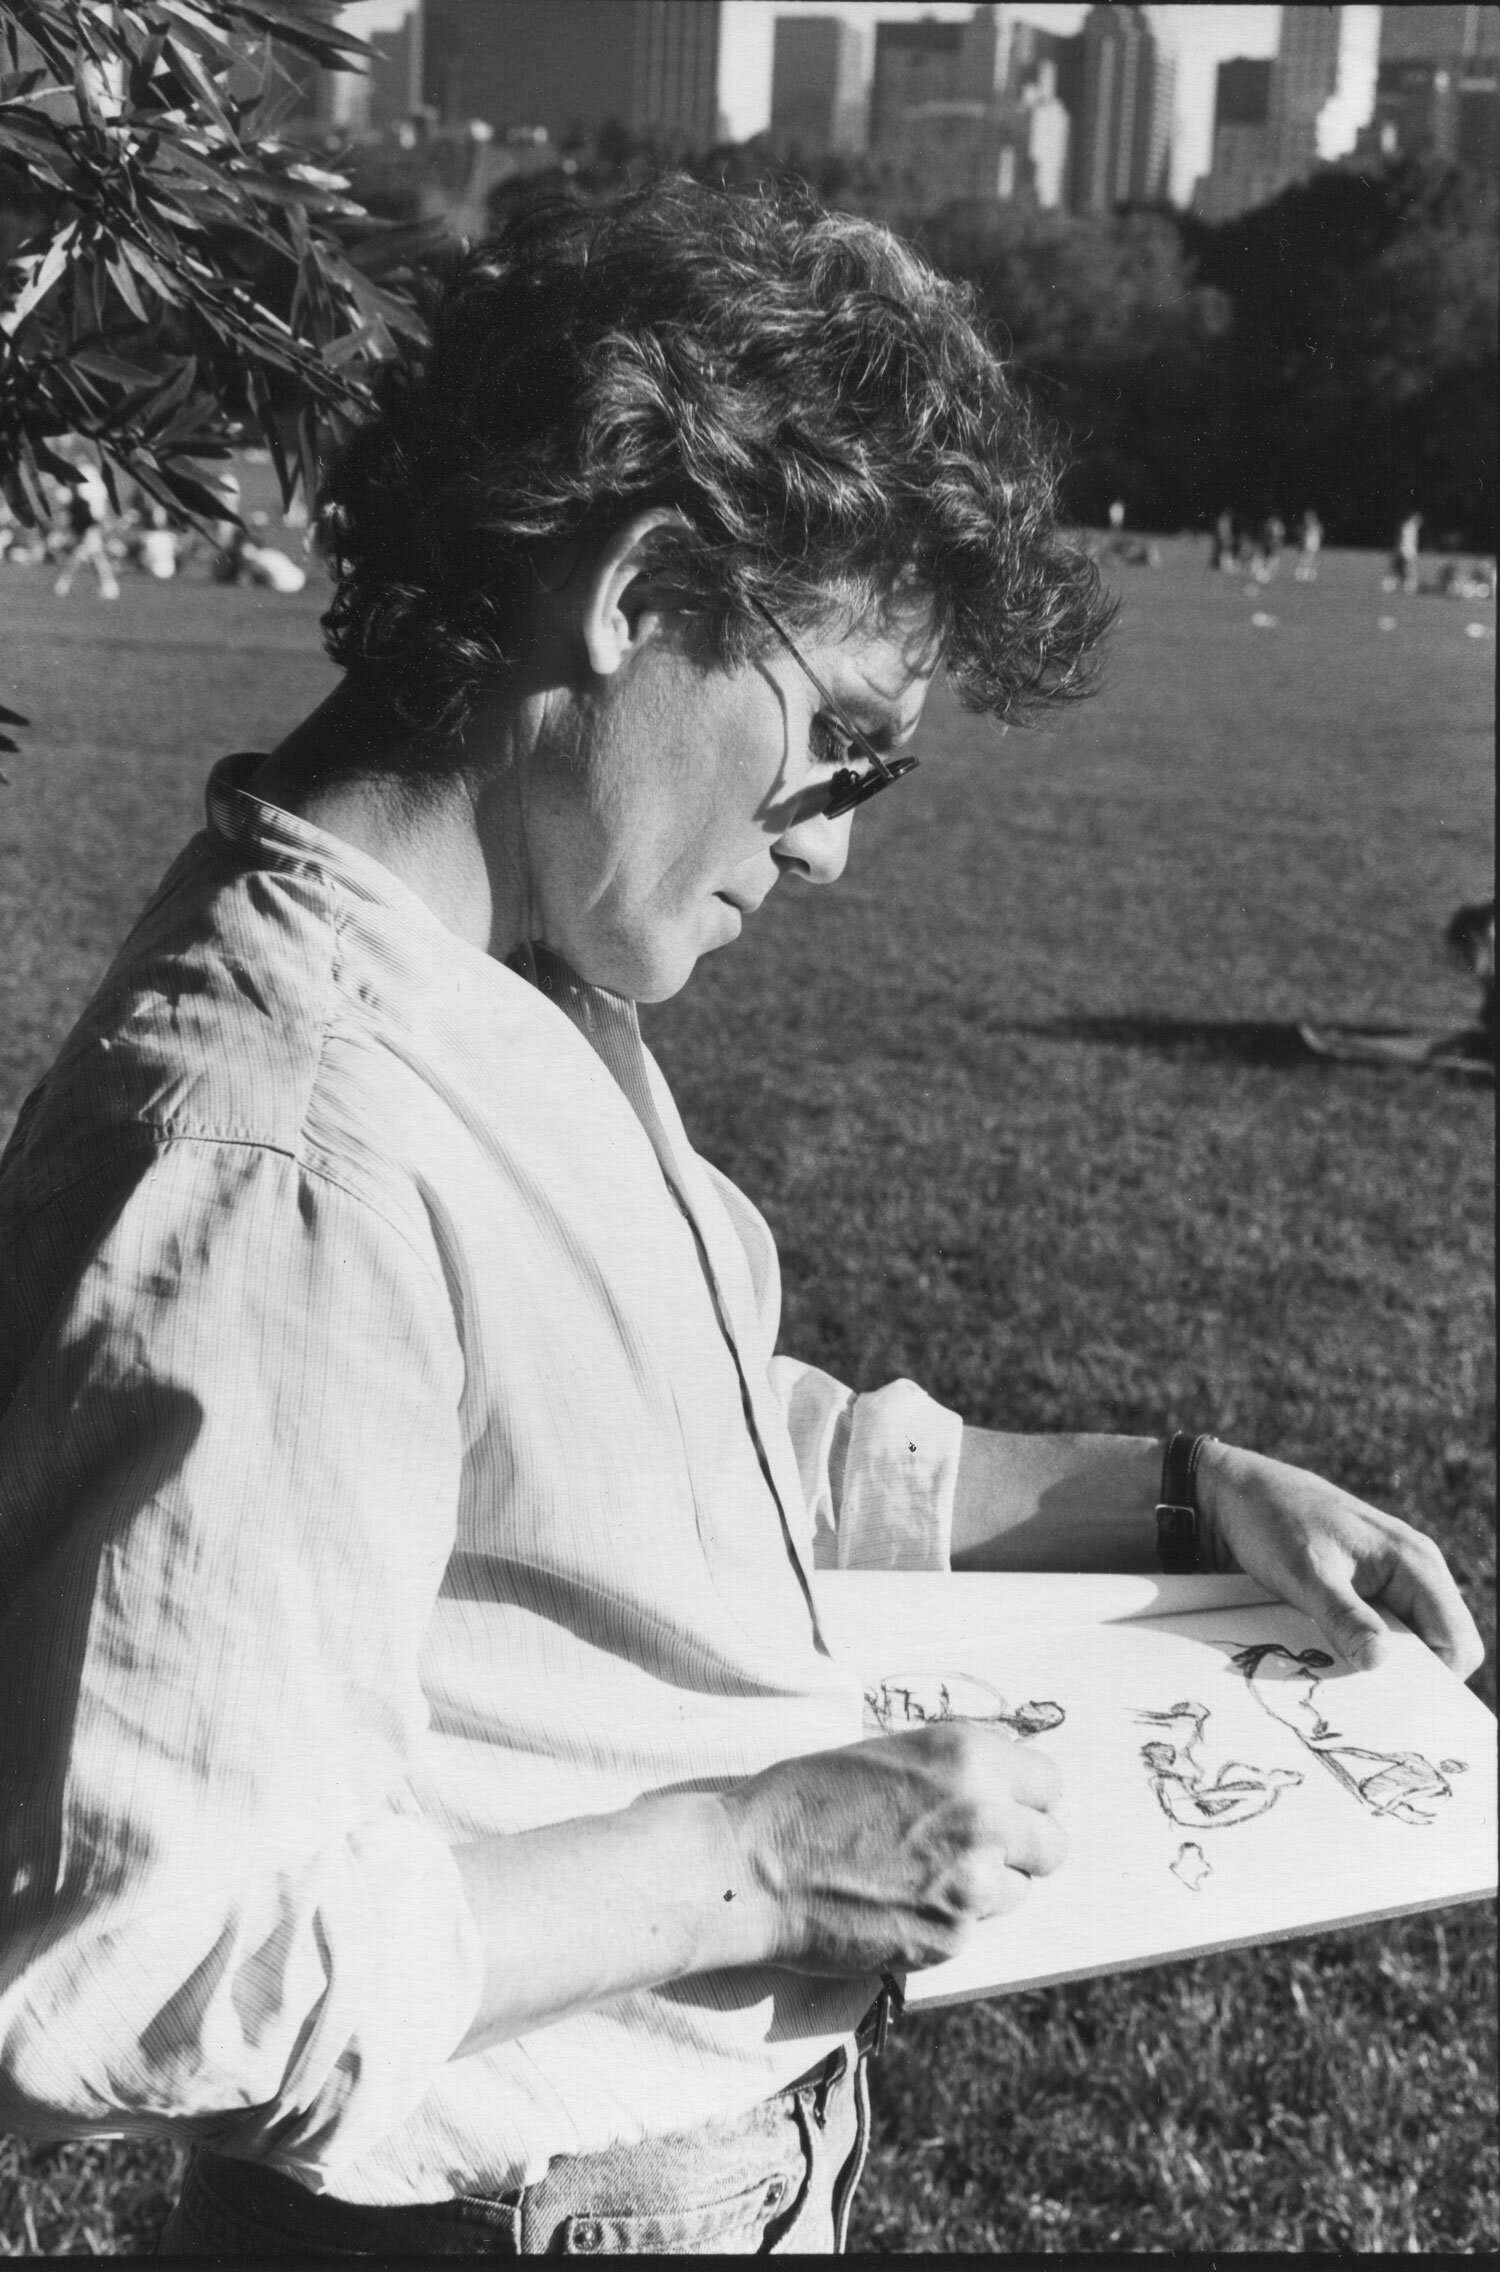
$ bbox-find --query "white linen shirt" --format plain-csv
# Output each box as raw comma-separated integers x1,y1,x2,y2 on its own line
0,757,963,2204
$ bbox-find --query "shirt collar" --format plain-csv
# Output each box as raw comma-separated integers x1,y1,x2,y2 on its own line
205,752,635,1039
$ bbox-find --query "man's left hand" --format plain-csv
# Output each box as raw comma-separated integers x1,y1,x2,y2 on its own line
1198,1441,1485,1681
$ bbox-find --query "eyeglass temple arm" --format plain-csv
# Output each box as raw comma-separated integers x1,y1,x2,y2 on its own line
749,600,903,785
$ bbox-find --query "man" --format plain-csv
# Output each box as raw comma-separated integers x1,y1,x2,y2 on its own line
0,181,1481,2256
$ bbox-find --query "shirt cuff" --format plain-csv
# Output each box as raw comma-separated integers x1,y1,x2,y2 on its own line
769,1356,854,1568
223,1820,485,2186
834,1378,964,1572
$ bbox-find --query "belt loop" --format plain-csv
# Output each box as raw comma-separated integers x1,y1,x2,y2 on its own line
864,1970,905,2059
811,2043,849,2127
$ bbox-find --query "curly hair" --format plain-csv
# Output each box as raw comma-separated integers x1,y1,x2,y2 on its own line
318,176,1112,748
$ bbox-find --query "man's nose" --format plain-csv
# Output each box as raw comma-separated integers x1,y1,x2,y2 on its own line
772,806,853,887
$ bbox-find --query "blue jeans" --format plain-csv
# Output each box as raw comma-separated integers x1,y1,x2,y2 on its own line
158,2047,870,2256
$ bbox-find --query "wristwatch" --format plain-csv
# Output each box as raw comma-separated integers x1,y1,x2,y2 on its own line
1156,1431,1213,1573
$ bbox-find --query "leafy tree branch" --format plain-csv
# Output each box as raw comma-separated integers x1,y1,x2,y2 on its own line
0,0,438,533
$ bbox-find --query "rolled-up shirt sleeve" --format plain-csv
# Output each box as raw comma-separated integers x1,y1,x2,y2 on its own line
770,1356,963,1572
702,1157,964,1573
0,1138,484,2183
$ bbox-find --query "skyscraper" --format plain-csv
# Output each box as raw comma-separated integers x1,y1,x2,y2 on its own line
1278,4,1379,166
866,7,1079,209
868,16,965,152
1193,5,1379,221
1378,8,1500,65
1365,4,1500,177
421,0,720,154
768,14,870,161
290,15,424,138
1069,4,1173,213
860,9,1004,202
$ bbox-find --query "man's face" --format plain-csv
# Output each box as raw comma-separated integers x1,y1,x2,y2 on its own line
517,602,937,1002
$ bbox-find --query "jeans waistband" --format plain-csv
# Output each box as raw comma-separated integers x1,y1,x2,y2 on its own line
161,2049,871,2257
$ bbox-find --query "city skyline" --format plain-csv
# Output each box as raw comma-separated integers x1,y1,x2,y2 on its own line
339,5,1381,208
720,5,1287,204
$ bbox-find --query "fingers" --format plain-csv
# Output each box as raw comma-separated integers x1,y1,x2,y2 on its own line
949,1726,1068,1881
976,1865,1035,1922
1216,1446,1485,1682
1411,1594,1486,1684
1379,1550,1487,1682
746,1725,1073,1977
991,1790,1069,1881
1309,1552,1486,1684
1290,1554,1400,1681
1301,1569,1394,1672
978,1730,1064,1815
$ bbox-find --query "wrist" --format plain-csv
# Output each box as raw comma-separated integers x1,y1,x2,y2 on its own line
1190,1436,1243,1573
1156,1431,1240,1573
695,1788,787,1971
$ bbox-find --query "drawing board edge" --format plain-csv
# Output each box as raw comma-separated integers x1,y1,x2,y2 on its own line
898,1883,1499,2011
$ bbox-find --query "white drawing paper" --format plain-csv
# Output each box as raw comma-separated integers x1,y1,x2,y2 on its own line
812,1572,1497,2009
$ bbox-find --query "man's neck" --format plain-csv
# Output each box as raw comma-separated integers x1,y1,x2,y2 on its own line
247,681,503,954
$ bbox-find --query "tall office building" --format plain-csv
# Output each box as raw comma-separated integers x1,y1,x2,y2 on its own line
868,6,1078,208
1193,57,1272,217
1216,56,1274,127
868,16,965,152
1379,7,1500,65
768,14,870,160
1364,4,1500,177
1069,4,1174,213
421,0,720,154
1280,4,1380,165
288,15,423,137
1194,5,1379,221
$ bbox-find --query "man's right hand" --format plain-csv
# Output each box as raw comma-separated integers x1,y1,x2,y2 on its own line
717,1727,1068,1977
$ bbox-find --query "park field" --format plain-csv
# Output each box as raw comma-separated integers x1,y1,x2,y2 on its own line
0,536,1494,2252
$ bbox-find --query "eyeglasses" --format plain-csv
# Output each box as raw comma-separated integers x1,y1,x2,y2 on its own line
751,600,920,819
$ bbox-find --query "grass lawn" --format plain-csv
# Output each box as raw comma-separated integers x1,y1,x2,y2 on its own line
0,536,1494,2254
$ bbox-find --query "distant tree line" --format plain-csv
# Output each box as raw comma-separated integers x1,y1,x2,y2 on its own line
3,0,1492,562
937,159,1496,550
1168,163,1496,549
479,142,1498,552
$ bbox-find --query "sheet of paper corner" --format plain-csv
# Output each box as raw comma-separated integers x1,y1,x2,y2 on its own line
811,1571,1498,2010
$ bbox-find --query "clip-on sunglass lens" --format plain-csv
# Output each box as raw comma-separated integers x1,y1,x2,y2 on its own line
825,753,919,819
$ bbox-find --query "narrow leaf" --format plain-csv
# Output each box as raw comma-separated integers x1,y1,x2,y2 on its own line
152,457,246,522
70,345,158,383
138,354,199,431
127,30,167,110
118,234,180,303
1,219,77,332
105,248,149,320
161,34,235,142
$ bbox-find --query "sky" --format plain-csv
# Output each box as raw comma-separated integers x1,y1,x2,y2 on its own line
341,4,1339,210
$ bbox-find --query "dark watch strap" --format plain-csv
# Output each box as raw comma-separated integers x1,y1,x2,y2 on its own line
1156,1431,1212,1572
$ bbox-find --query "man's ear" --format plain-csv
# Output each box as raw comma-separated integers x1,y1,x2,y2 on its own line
578,509,687,678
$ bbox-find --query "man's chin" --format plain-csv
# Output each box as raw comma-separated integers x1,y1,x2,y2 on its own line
630,951,704,1005
596,940,706,1006
631,912,741,1002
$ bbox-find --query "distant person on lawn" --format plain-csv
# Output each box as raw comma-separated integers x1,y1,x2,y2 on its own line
1292,509,1322,581
1251,514,1285,583
1387,510,1423,594
50,466,119,601
0,178,1482,2259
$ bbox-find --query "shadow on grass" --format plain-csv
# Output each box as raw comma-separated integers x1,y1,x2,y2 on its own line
1012,1016,1494,1075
